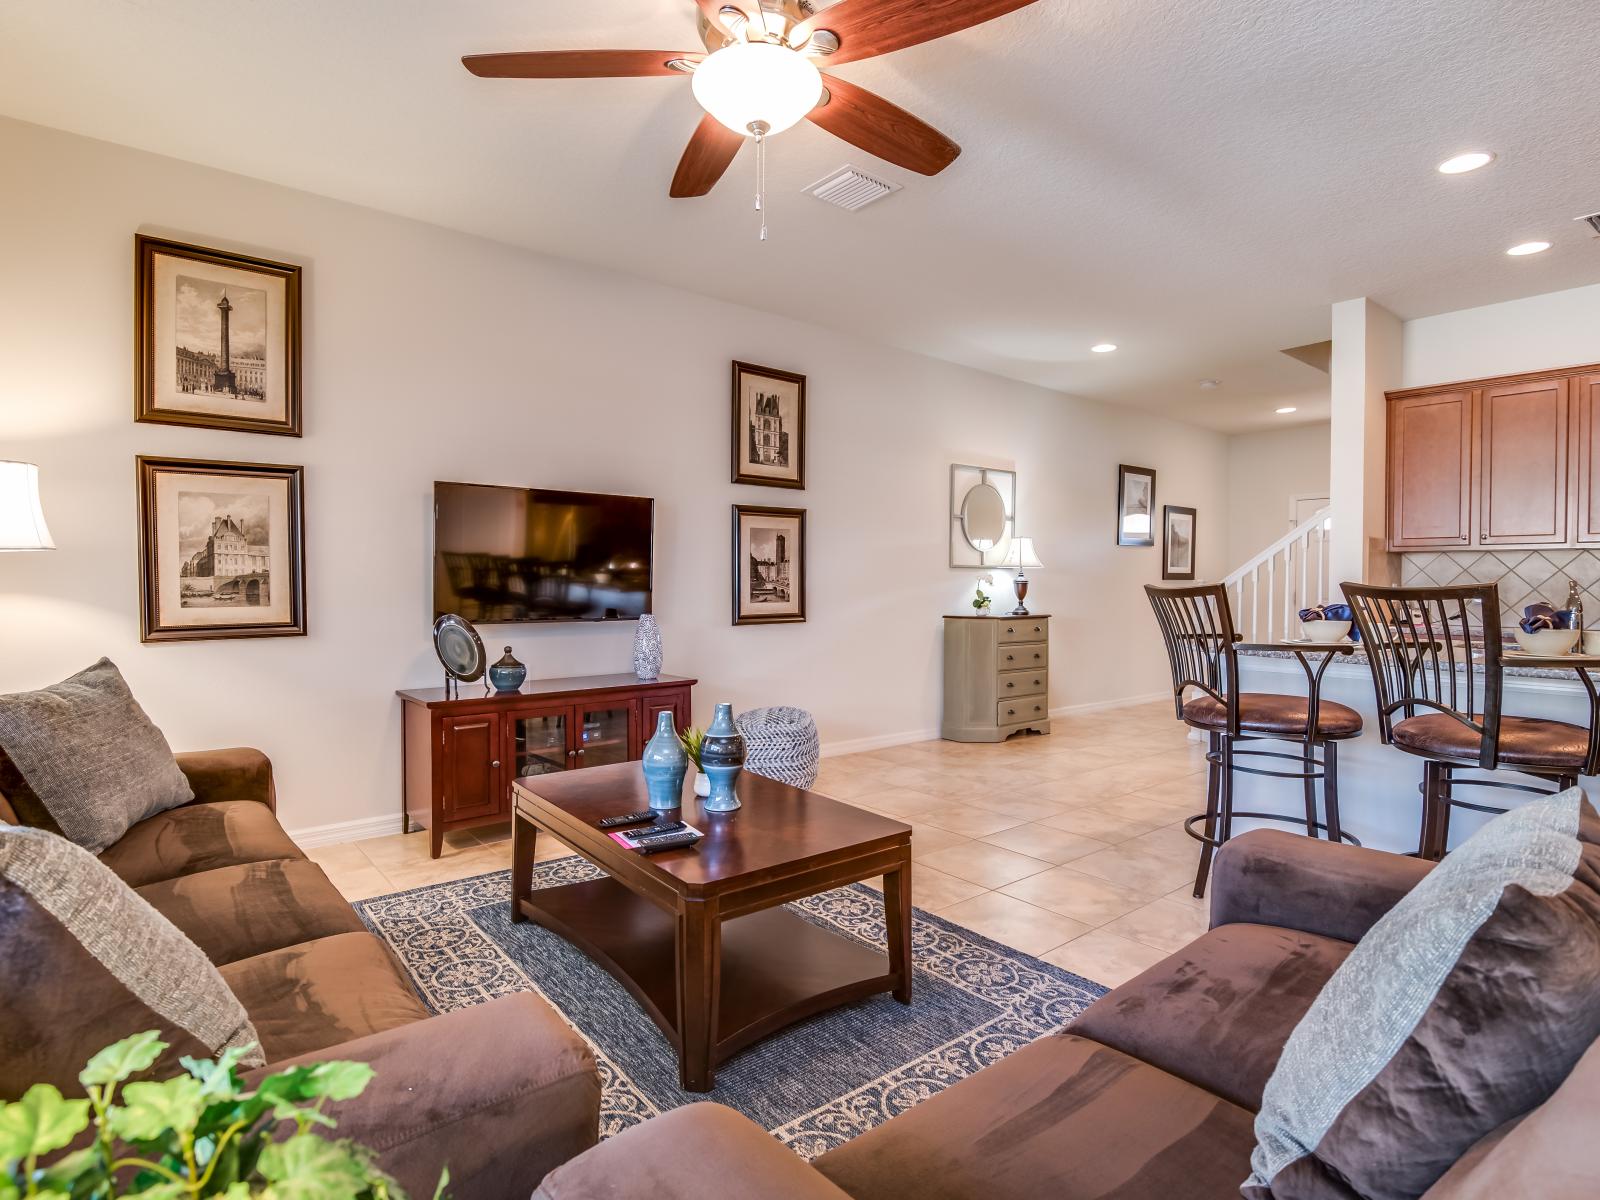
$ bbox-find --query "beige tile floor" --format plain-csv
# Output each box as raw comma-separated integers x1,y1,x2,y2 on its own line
308,702,1211,989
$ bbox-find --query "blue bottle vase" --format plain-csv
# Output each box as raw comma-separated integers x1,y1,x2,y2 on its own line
699,702,746,812
640,710,688,811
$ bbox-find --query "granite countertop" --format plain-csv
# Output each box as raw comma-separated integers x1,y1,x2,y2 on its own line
1234,644,1593,682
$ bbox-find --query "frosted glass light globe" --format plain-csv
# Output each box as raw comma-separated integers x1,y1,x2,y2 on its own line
692,41,823,137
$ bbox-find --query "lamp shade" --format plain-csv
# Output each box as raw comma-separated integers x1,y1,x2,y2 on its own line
0,461,55,551
691,40,823,136
1001,536,1043,568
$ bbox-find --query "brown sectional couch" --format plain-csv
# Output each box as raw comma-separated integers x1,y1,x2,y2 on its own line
1,747,601,1200
534,829,1596,1200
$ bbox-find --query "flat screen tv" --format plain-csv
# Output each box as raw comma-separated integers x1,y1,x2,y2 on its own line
433,482,653,622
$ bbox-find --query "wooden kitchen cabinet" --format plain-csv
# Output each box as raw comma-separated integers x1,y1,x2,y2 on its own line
1478,378,1568,545
1387,389,1472,548
1575,376,1600,543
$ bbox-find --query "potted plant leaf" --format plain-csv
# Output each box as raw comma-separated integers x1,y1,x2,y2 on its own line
0,1030,446,1200
679,726,711,797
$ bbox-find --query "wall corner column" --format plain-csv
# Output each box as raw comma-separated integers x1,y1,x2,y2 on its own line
1329,297,1403,588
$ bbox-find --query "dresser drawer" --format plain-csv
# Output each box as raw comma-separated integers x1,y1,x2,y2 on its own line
997,642,1048,671
998,668,1047,699
998,696,1050,726
997,618,1049,644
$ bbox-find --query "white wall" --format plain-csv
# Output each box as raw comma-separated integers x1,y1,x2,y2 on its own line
1223,423,1330,568
0,117,1228,839
1401,282,1600,388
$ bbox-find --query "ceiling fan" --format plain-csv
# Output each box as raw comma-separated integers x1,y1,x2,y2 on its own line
462,0,1044,203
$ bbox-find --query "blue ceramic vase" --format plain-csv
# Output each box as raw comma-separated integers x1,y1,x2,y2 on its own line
640,710,688,811
487,646,527,692
699,702,746,812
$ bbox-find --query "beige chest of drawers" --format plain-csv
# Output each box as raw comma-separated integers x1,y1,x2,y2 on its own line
941,614,1052,742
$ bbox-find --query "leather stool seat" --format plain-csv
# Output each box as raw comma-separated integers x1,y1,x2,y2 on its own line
1181,693,1364,739
1391,714,1588,771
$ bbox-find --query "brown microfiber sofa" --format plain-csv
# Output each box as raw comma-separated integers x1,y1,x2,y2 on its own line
0,748,600,1200
533,829,1596,1200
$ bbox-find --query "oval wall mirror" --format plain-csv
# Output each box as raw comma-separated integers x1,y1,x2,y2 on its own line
961,482,1008,551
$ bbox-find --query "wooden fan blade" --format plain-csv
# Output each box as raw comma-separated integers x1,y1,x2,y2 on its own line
792,0,1041,65
462,50,701,79
670,114,745,197
808,76,959,175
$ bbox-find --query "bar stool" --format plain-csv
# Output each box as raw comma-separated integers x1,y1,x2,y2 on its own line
1146,584,1364,897
1341,582,1600,859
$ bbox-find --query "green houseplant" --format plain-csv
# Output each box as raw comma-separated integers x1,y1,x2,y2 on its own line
679,727,712,797
0,1031,445,1200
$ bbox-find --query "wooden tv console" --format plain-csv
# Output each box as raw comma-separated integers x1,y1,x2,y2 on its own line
397,673,695,857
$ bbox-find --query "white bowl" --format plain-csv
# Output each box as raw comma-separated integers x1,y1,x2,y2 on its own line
1301,620,1352,643
1514,627,1579,655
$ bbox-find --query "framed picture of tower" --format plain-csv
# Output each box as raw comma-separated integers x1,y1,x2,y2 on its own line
732,504,806,625
731,360,806,489
134,235,302,437
136,456,306,642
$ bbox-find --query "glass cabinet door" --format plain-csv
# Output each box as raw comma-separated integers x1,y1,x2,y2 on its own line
576,703,636,769
509,708,571,778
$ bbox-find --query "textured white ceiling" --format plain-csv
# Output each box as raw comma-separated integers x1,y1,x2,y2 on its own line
1,0,1596,433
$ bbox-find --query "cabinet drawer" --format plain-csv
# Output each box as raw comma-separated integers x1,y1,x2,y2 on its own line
998,696,1050,726
998,668,1047,699
997,642,1048,670
997,618,1049,644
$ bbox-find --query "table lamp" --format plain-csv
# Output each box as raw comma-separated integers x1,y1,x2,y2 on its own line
0,461,55,552
1000,536,1042,616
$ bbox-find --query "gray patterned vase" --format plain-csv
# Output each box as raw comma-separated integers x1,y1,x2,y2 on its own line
640,710,687,812
633,614,663,681
699,702,746,812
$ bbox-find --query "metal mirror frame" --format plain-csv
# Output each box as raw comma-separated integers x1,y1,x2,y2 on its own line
949,464,1017,568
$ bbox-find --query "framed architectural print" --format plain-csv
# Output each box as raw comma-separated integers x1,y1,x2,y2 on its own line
731,361,806,489
732,504,806,625
1162,505,1197,579
1116,464,1157,547
134,235,302,436
137,456,306,642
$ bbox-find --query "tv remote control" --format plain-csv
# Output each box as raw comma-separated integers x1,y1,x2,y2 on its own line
632,821,689,841
636,831,702,854
597,810,656,829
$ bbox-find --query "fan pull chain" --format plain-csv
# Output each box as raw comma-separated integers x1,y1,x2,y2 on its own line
751,120,770,242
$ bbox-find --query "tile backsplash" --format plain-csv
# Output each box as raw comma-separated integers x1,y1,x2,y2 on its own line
1401,550,1600,625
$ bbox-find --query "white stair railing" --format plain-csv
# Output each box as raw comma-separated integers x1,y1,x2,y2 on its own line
1220,507,1333,643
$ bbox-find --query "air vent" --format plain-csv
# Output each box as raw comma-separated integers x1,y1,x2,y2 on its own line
1576,211,1600,236
804,166,901,211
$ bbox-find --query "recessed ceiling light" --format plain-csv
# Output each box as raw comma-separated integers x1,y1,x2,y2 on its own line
1198,379,1221,390
1506,241,1551,256
1090,343,1117,353
1438,151,1495,174
1275,406,1297,414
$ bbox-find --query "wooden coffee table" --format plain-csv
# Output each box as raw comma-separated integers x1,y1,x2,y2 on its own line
511,762,913,1092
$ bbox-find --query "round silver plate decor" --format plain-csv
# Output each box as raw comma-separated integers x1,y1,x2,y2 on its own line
433,613,486,682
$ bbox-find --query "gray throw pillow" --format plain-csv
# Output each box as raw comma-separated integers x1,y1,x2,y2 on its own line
1244,788,1600,1200
0,659,193,852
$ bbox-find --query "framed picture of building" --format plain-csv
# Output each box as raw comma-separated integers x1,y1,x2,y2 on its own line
137,456,306,642
1162,505,1197,579
732,504,806,625
731,361,805,489
134,235,302,437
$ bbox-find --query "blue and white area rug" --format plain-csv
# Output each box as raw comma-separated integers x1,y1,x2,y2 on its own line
355,858,1106,1158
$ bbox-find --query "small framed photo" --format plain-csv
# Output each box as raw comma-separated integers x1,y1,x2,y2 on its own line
134,235,302,436
137,456,306,642
732,504,806,625
1162,505,1197,580
731,361,805,489
1116,464,1157,547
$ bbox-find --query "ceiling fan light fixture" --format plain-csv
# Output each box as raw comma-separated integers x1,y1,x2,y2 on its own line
691,39,822,136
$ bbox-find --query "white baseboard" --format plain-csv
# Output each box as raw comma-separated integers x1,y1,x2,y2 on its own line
821,728,940,758
289,813,404,849
1049,690,1167,719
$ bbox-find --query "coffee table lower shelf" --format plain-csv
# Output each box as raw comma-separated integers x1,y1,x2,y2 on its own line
518,875,899,1089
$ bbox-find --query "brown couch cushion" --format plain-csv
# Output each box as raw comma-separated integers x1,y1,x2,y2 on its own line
1069,922,1351,1111
1391,712,1587,769
137,859,365,965
812,1033,1257,1200
1182,693,1363,738
220,931,431,1063
99,800,304,888
1244,789,1600,1200
1,825,262,1100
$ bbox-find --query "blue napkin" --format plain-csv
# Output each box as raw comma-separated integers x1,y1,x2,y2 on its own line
1520,603,1577,633
1298,603,1360,642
